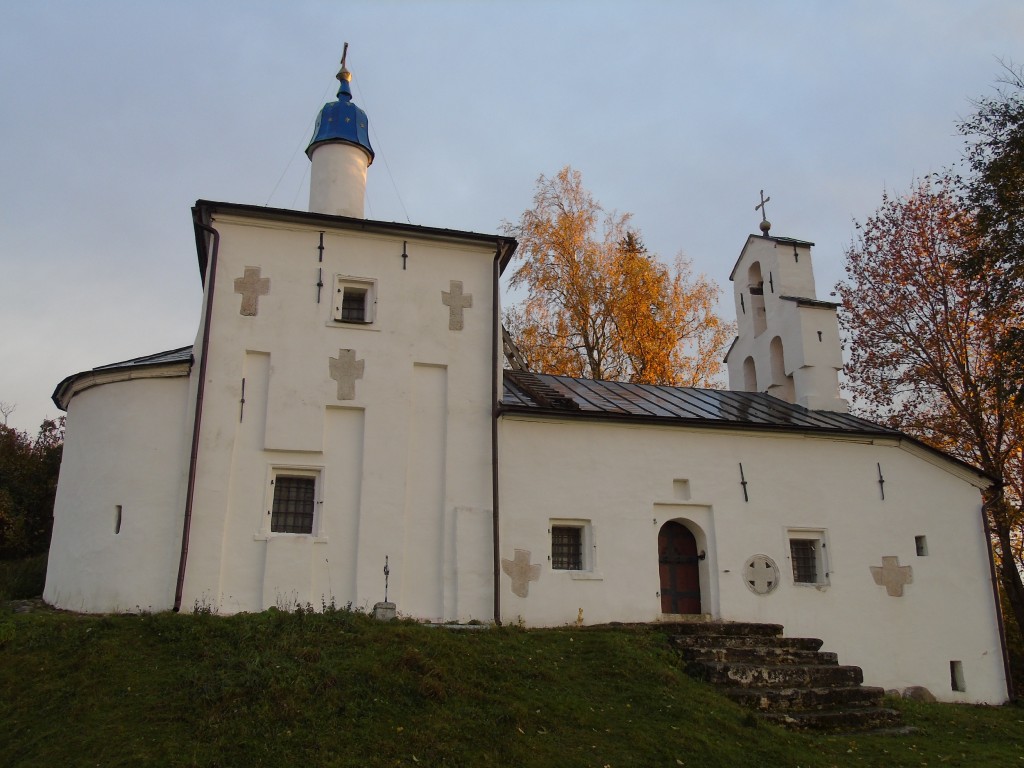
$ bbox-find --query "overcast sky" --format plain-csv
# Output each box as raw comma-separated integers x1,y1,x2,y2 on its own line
1,1,1020,433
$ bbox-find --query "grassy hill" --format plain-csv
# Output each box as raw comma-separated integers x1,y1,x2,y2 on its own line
1,598,1021,768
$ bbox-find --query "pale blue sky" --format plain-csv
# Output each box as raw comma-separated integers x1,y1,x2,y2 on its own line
1,1,1020,432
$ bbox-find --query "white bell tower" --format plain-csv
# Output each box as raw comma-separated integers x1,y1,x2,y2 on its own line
724,198,848,412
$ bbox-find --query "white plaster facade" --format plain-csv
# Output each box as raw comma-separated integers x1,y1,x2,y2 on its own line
43,62,1010,704
308,142,370,218
45,370,190,612
498,415,1005,703
179,207,504,620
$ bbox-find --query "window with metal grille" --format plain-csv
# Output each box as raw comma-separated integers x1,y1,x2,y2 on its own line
271,476,316,534
551,526,583,570
340,287,367,322
789,538,818,583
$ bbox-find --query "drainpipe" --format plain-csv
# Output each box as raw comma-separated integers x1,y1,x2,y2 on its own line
491,243,503,626
173,214,220,612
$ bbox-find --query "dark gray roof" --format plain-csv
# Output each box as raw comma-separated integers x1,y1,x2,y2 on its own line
502,370,898,437
52,346,194,410
192,200,517,281
92,346,194,371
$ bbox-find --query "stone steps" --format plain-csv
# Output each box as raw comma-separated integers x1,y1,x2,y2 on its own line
760,706,904,732
677,645,839,666
670,621,901,732
671,634,824,652
723,685,886,712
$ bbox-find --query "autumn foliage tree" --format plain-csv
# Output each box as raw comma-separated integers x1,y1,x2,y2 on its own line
0,417,64,559
503,167,731,386
958,62,1024,398
837,176,1024,646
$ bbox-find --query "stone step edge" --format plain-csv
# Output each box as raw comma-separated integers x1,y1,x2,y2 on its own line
666,621,784,637
720,684,886,711
679,648,839,665
671,635,825,651
759,706,903,732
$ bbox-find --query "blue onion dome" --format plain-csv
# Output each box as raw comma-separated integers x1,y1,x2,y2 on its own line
305,50,374,163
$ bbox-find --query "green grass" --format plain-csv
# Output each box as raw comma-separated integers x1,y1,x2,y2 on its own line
0,607,1021,767
0,553,47,601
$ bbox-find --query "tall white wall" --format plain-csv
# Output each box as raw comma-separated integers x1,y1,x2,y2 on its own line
44,375,190,612
179,213,497,621
498,415,1006,703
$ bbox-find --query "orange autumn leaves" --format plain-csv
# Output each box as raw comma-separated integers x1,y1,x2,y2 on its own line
503,167,731,387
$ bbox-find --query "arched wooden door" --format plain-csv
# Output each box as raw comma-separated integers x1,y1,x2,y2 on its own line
658,521,701,614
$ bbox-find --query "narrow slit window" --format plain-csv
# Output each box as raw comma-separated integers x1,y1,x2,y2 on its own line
114,505,122,535
915,535,929,556
271,476,316,534
950,660,965,692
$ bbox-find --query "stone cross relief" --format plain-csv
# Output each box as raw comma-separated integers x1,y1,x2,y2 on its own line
233,267,271,316
501,548,541,598
441,280,472,331
869,556,913,597
328,349,365,401
744,555,779,595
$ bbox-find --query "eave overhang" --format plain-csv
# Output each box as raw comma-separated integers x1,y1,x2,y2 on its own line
191,200,517,283
52,346,194,411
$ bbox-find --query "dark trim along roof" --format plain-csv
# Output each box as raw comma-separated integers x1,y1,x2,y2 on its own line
501,371,992,483
729,233,816,281
52,346,194,410
191,200,517,280
780,295,840,310
91,346,194,371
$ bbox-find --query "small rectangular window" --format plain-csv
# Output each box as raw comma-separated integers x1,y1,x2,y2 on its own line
790,539,818,583
915,535,929,556
788,530,828,586
551,525,583,571
333,276,376,324
271,476,316,534
341,287,368,321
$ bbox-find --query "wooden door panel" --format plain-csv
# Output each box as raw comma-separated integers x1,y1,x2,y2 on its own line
658,521,701,614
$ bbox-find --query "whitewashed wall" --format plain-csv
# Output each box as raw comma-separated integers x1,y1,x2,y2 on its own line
45,375,190,612
498,415,1007,704
179,212,497,621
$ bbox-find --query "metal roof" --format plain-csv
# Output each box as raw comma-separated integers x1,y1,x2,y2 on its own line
52,346,194,410
192,200,517,282
92,346,194,371
502,370,899,437
305,63,374,163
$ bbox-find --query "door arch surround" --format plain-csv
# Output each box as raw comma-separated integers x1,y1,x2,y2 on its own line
658,520,703,614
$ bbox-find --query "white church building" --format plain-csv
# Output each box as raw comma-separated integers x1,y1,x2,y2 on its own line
45,56,1010,704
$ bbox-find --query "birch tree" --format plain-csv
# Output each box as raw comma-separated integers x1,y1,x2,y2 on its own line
503,166,730,387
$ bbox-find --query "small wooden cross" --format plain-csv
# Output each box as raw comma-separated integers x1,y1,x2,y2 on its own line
441,280,473,331
328,349,365,400
233,267,270,317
